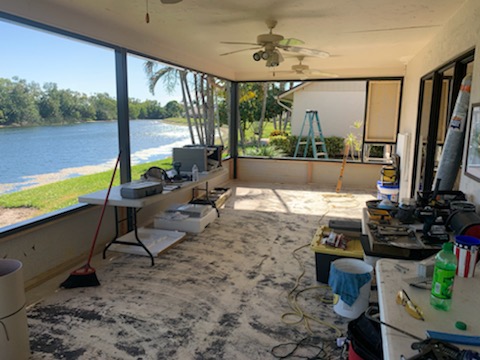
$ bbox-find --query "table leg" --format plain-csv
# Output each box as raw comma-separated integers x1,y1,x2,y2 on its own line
103,207,155,266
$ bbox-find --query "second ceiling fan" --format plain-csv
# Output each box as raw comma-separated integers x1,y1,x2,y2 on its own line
273,56,338,79
220,20,329,68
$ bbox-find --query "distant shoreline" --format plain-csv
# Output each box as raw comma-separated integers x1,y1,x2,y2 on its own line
0,117,187,129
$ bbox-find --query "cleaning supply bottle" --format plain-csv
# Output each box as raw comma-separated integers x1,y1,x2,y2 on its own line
430,242,457,311
192,164,199,182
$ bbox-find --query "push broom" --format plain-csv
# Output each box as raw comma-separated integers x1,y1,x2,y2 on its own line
60,152,121,289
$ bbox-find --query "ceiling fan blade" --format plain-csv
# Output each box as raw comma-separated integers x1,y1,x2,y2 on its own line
278,38,304,46
349,25,440,33
220,47,261,56
307,70,339,78
279,45,330,58
271,69,338,78
221,41,259,46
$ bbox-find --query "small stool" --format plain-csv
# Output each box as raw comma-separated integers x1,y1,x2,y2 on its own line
310,226,364,283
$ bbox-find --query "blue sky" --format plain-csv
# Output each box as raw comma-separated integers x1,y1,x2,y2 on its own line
0,19,181,105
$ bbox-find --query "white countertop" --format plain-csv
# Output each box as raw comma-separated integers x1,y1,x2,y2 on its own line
376,258,480,359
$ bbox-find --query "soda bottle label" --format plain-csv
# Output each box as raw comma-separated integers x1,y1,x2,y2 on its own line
431,267,455,300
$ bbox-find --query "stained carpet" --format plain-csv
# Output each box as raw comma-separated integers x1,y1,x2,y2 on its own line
27,183,375,359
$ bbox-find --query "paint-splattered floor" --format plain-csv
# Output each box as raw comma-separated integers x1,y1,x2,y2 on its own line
27,182,376,359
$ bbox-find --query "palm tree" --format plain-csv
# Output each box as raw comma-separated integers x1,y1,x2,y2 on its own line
144,61,221,147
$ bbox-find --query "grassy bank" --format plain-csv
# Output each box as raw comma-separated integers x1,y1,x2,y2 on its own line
160,117,188,126
0,159,173,213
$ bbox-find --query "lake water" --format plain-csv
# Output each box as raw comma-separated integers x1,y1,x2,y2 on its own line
0,120,191,193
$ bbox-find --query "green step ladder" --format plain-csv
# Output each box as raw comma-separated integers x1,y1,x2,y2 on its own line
294,110,329,159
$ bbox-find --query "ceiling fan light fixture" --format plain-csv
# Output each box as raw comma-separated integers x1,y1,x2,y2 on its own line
266,51,280,67
253,51,262,61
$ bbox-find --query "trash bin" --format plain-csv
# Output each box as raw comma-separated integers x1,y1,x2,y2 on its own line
0,259,30,360
329,258,373,319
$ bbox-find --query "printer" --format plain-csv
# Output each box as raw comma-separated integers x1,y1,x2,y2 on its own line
173,145,223,173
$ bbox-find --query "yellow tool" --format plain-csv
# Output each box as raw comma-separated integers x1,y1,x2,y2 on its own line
396,289,425,321
336,143,349,193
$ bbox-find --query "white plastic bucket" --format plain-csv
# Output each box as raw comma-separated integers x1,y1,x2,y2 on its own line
377,181,399,202
0,259,30,360
331,259,373,319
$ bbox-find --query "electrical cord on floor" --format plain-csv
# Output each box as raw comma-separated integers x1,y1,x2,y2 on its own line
271,336,328,359
279,212,342,336
272,211,346,359
280,242,343,337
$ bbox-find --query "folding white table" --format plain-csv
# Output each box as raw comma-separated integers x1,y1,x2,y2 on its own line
78,167,226,265
376,258,480,359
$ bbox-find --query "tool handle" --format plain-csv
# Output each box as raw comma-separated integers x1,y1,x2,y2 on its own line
427,330,480,346
86,152,121,264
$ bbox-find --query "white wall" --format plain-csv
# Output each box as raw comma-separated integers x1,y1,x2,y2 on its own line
290,81,367,138
400,0,480,205
237,158,381,190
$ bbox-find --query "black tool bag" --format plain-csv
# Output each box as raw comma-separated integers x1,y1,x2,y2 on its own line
347,313,383,360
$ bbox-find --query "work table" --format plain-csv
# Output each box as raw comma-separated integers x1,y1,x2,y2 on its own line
376,258,480,359
79,166,228,208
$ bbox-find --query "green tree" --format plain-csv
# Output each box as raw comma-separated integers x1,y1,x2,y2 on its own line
0,77,41,125
145,61,223,145
128,98,142,119
91,93,117,120
58,89,84,122
38,83,62,123
144,100,165,119
164,100,182,118
77,94,96,120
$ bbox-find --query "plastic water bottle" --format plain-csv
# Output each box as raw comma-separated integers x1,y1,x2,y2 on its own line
430,242,457,311
191,164,199,182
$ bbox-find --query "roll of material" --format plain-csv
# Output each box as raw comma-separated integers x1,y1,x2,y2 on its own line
434,75,472,191
448,211,480,237
0,259,30,360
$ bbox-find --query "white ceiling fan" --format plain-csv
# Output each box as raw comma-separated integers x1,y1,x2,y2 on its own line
272,56,338,79
220,20,329,68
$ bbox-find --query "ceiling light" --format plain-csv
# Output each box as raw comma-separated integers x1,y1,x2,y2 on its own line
266,52,280,67
253,51,263,61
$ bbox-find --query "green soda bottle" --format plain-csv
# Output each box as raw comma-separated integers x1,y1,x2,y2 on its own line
430,242,457,311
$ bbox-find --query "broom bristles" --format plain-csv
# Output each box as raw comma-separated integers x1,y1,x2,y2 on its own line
60,265,100,289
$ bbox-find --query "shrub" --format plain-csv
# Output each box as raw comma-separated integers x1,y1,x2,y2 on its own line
269,135,292,155
369,145,385,158
244,145,286,157
269,130,288,137
324,136,345,158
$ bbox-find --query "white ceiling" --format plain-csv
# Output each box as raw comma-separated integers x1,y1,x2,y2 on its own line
1,0,467,81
